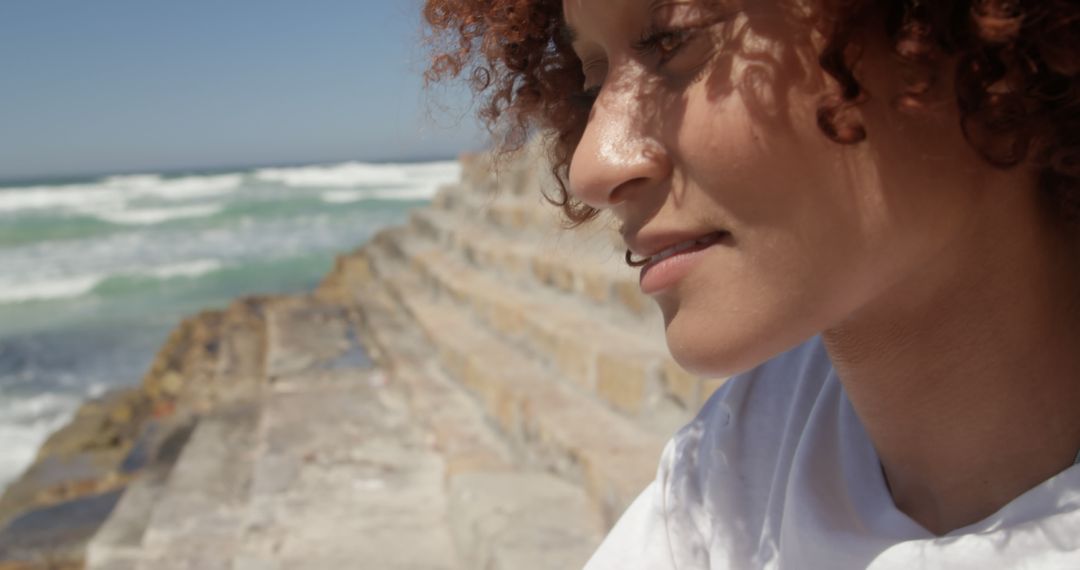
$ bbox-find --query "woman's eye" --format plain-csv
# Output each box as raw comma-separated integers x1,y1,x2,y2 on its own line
633,28,696,65
630,7,739,73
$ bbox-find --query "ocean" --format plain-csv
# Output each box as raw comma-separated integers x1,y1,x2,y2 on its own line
0,159,460,489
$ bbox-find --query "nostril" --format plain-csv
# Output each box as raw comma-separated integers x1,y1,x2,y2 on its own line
609,178,647,205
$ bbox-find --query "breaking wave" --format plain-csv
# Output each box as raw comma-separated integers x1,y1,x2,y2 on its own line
255,160,459,190
0,173,242,215
0,259,225,305
91,204,224,226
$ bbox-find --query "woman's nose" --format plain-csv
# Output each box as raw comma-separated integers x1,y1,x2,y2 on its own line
567,88,672,209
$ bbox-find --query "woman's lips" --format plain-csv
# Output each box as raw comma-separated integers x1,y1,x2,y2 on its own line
639,231,729,294
642,232,726,267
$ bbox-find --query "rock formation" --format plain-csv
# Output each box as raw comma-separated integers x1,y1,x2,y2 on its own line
0,145,724,569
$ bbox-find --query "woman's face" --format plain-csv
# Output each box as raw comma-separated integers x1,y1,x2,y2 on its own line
563,0,1004,376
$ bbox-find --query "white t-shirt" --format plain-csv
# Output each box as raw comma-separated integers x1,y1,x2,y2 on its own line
584,337,1080,569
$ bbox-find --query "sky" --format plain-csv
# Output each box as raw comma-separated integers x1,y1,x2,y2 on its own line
0,1,485,181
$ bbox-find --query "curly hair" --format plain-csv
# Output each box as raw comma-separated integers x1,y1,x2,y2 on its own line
423,0,1080,226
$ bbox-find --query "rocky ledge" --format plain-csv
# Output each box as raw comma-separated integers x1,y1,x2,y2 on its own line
0,145,725,570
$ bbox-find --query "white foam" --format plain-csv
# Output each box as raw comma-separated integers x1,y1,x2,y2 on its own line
0,393,81,489
87,383,109,399
257,163,406,188
0,163,453,215
0,274,105,304
319,190,366,204
0,173,241,216
0,392,78,424
92,204,223,225
0,256,228,305
100,174,163,190
0,184,126,214
0,426,50,489
365,185,444,200
256,160,460,189
130,174,242,201
318,184,444,204
143,259,222,279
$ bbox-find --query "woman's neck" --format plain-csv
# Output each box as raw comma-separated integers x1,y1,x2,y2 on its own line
823,186,1080,536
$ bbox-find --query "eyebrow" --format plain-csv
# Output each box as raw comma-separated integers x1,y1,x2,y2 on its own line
561,0,671,45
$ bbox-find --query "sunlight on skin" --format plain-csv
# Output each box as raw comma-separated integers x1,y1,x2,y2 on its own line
562,0,970,376
562,0,1080,536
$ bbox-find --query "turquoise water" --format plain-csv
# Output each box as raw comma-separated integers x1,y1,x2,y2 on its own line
0,160,459,487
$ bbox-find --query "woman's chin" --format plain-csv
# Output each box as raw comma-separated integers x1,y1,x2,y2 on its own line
661,307,813,380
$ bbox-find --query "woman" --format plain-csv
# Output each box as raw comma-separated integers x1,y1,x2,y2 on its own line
424,0,1080,567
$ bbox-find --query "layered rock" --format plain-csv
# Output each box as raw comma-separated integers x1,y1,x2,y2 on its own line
0,297,272,568
322,145,726,530
0,145,725,569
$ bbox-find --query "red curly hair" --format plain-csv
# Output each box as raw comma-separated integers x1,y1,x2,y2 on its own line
423,0,1080,226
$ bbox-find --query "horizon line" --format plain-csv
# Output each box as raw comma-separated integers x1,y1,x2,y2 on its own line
0,150,479,188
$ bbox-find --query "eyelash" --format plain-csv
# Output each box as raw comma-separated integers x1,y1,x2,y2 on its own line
631,26,697,65
572,9,732,110
572,27,695,108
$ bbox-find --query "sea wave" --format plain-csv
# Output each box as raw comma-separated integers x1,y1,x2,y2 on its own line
255,160,460,189
0,390,91,489
0,391,79,425
144,259,223,279
0,214,117,247
0,259,225,305
0,184,126,214
91,204,223,226
319,190,365,204
319,185,442,204
0,173,242,215
0,274,106,304
365,185,445,200
115,174,242,201
0,418,69,488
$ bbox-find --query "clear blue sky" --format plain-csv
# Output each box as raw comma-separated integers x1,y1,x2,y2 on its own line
0,1,485,180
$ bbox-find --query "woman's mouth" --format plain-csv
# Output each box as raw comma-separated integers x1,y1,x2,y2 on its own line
639,231,729,294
